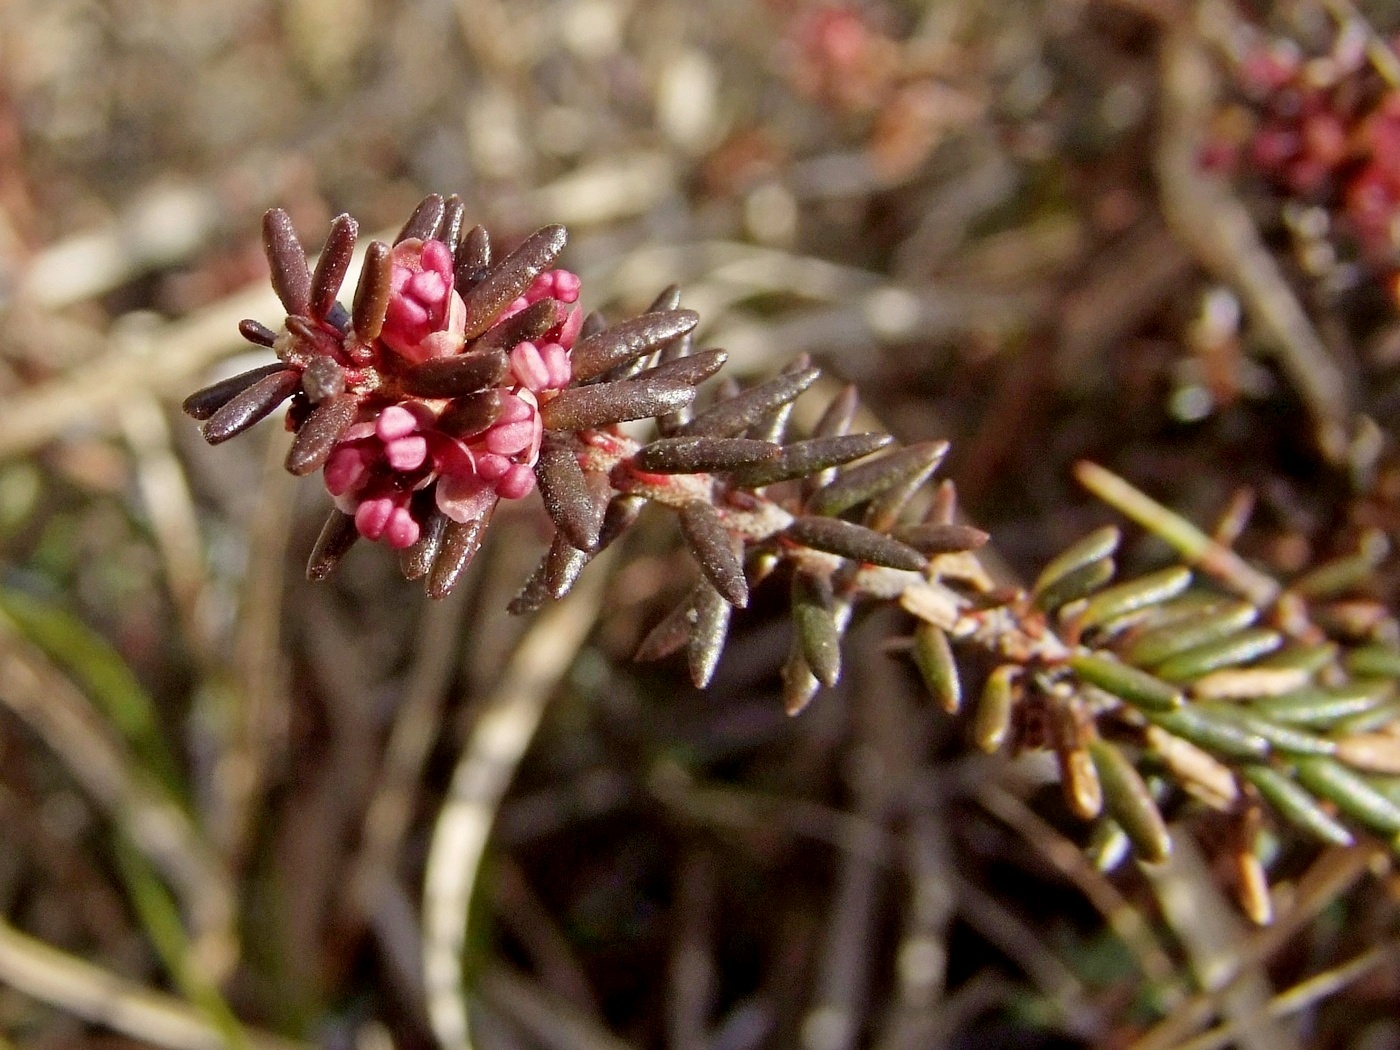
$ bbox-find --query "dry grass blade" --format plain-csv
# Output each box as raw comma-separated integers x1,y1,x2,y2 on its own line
478,967,635,1050
460,225,568,340
571,310,700,382
1130,846,1378,1050
1142,835,1299,1050
1157,31,1351,459
678,500,747,608
0,917,306,1050
262,209,311,318
1169,943,1399,1050
0,627,238,983
310,214,358,321
422,550,614,1050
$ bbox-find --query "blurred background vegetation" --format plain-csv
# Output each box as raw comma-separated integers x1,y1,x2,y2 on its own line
3,0,1400,1047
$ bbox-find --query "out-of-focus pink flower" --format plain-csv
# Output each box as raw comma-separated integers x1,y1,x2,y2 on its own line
381,240,467,362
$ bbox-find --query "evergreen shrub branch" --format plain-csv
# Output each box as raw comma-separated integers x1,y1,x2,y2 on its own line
187,196,1400,924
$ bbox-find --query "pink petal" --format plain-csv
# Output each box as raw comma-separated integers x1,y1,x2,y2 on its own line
436,474,498,523
540,341,571,389
408,269,447,306
324,446,369,496
443,290,467,336
385,293,429,330
431,435,476,477
355,497,394,541
510,340,551,391
476,452,510,481
496,463,536,500
552,270,581,303
485,420,535,456
420,329,465,358
556,306,583,349
384,507,421,549
496,392,533,424
385,435,428,471
421,239,454,279
377,405,419,441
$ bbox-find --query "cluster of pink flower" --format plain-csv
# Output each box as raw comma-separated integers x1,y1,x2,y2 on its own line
1233,32,1400,268
322,239,582,550
785,4,893,112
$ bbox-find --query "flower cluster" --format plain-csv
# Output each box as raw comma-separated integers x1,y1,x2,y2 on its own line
185,195,706,596
317,235,581,548
184,199,584,560
1230,29,1400,267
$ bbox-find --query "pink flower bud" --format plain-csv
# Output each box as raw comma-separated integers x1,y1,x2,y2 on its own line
496,463,536,499
354,496,421,549
385,435,428,471
556,306,584,350
377,404,420,441
475,453,510,481
509,340,573,392
380,239,466,362
325,444,372,496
